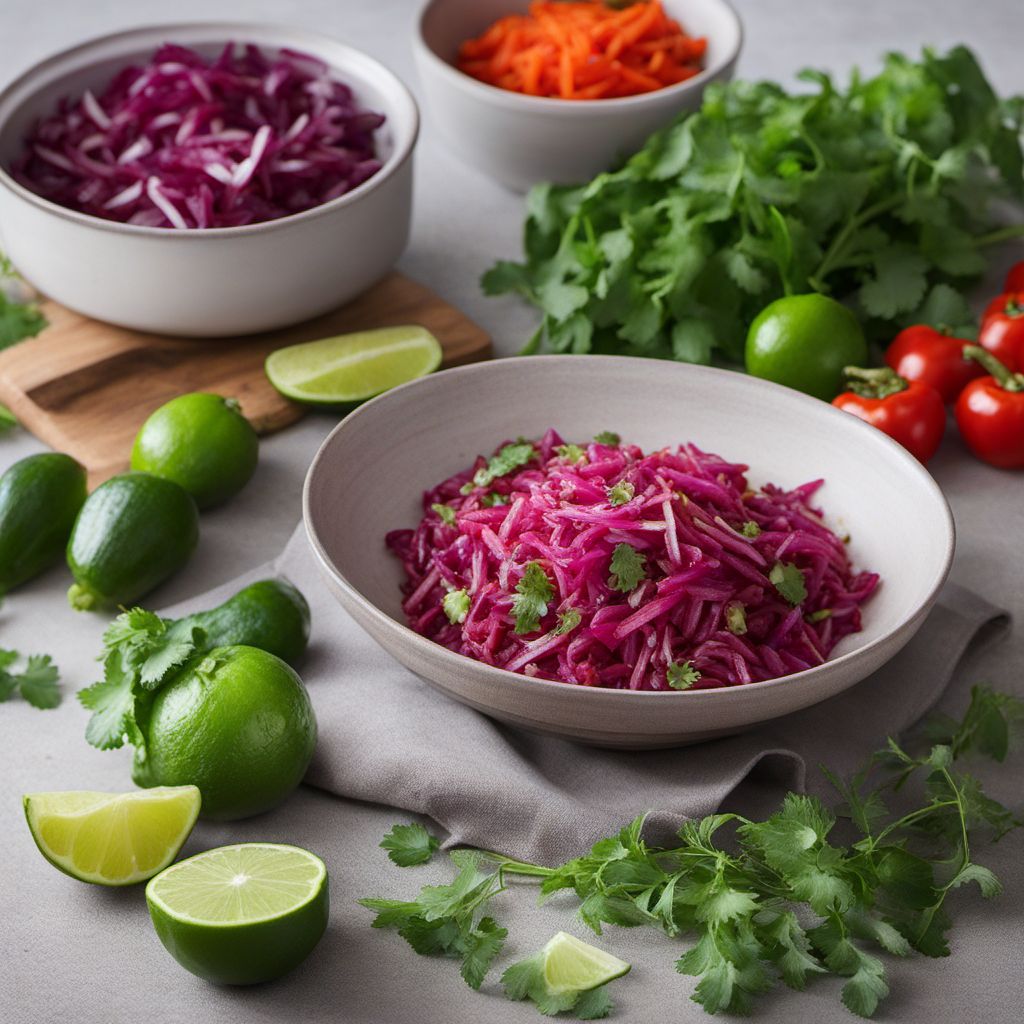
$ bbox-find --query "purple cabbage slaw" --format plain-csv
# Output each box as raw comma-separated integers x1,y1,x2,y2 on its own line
12,43,385,229
386,431,879,691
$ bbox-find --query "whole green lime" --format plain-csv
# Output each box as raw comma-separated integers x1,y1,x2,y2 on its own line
132,645,317,821
745,294,869,400
131,393,258,509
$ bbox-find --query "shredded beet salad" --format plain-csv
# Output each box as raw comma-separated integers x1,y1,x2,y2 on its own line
12,43,385,229
386,431,879,691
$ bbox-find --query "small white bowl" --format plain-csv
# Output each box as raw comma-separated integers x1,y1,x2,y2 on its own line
413,0,742,192
0,24,419,336
304,356,955,749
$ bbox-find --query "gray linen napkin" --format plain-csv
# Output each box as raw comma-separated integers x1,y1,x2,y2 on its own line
163,526,1007,865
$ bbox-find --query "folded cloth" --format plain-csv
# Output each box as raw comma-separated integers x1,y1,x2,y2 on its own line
164,525,1008,865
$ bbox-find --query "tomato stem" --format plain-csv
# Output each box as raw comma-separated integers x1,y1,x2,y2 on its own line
962,345,1024,392
841,365,908,399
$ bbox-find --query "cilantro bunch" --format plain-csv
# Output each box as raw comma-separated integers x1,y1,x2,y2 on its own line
484,47,1024,361
360,686,1022,1019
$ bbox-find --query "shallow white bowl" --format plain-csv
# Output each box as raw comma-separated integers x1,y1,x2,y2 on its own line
0,23,419,336
304,356,955,748
413,0,742,192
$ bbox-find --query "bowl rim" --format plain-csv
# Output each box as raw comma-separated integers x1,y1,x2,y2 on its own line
302,355,956,704
413,0,743,114
0,21,420,239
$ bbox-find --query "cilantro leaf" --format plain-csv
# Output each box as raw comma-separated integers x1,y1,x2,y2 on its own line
78,654,137,749
443,588,471,626
0,649,61,709
608,544,645,593
473,442,535,488
0,292,46,349
431,502,457,526
667,661,700,690
17,655,61,709
554,608,582,636
138,621,201,687
512,562,554,634
556,444,587,464
381,823,441,867
0,403,16,432
460,917,507,990
770,561,808,605
726,602,747,635
594,431,620,446
741,520,761,538
606,481,635,506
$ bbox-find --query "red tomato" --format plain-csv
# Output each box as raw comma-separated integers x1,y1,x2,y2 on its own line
979,292,1024,372
885,325,984,404
832,369,946,463
1004,261,1024,293
954,347,1024,470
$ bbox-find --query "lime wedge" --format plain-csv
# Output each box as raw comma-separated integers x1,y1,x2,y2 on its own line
265,325,443,404
23,786,200,886
146,843,328,984
541,931,632,995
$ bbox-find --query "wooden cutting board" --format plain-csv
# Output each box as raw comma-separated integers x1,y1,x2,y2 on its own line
0,272,492,486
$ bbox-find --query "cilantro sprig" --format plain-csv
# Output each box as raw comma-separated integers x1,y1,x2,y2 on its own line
0,649,60,708
512,562,554,635
484,47,1024,360
608,544,645,593
361,686,1023,1019
0,250,46,350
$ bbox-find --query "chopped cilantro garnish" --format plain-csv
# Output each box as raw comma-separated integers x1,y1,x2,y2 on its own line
606,481,635,506
741,520,762,538
553,608,582,636
443,588,471,625
379,822,440,867
555,443,587,464
667,660,701,690
512,562,554,634
608,543,646,593
594,431,621,446
807,608,832,623
770,562,808,606
481,493,509,508
431,503,456,526
0,650,61,708
726,603,747,636
473,442,535,489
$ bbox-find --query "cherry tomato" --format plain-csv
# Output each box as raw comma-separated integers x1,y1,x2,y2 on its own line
954,346,1024,470
832,367,946,463
884,325,983,404
979,292,1024,372
1004,261,1024,293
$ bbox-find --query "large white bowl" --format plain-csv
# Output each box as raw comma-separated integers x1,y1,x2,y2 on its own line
0,23,419,336
413,0,742,192
304,356,955,749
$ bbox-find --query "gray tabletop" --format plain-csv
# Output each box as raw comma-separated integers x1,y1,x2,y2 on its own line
1,1,1022,1022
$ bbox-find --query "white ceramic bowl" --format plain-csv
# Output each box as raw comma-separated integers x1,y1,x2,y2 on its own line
413,0,742,192
304,356,955,749
0,23,419,336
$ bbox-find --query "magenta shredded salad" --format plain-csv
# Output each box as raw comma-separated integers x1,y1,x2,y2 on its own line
386,431,880,691
12,43,385,229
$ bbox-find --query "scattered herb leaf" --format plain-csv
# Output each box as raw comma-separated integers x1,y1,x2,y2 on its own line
0,649,60,708
770,562,808,606
443,588,471,626
513,562,555,634
667,661,701,690
381,823,441,867
608,544,646,593
432,503,457,526
594,431,621,446
473,442,536,489
606,481,635,506
557,444,587,464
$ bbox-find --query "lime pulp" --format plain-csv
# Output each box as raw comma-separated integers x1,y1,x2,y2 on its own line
541,931,632,995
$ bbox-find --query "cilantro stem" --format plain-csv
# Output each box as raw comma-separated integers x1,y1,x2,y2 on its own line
972,223,1024,248
809,194,904,290
479,852,556,878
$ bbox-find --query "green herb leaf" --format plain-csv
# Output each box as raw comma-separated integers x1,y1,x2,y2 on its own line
608,544,646,593
0,649,61,709
726,602,747,636
554,608,582,636
606,481,635,506
381,823,441,867
667,661,701,690
443,588,471,626
432,502,457,526
741,520,761,538
0,403,17,432
594,431,621,446
0,292,46,349
556,444,587,464
473,442,535,489
512,562,554,634
770,562,808,605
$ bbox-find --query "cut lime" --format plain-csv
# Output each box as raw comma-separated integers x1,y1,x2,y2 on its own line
265,325,443,405
146,843,329,985
23,786,200,886
541,931,632,995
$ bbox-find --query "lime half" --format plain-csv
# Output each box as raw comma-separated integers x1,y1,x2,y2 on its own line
146,843,328,985
541,932,632,995
265,325,442,404
23,786,200,886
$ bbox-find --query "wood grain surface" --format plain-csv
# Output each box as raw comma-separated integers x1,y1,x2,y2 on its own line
0,272,492,486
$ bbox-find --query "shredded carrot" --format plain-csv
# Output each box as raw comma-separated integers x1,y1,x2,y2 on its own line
455,1,706,101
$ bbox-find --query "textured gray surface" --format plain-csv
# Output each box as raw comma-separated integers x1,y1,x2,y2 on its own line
1,1,1023,1022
